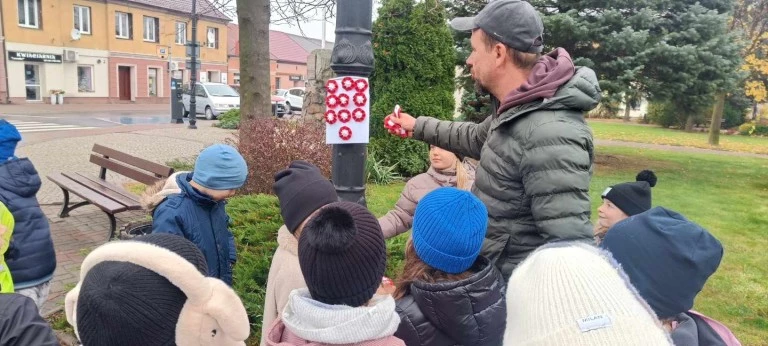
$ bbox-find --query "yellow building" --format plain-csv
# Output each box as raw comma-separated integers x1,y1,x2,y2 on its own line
0,0,230,104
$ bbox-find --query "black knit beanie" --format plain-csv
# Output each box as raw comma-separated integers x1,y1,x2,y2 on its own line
273,160,339,233
75,234,208,346
602,170,657,216
298,201,387,307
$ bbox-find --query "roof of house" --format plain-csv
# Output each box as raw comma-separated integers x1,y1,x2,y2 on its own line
227,25,333,64
123,0,231,21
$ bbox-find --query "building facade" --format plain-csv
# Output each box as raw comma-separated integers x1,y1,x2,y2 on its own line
0,0,229,104
227,25,331,92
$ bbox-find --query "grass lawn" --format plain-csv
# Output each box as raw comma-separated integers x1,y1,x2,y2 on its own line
592,146,768,345
589,120,768,155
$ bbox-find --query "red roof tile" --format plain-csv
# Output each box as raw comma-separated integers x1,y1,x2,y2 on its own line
270,31,310,64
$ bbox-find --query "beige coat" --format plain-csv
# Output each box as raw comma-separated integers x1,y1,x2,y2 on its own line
261,225,306,346
379,164,475,239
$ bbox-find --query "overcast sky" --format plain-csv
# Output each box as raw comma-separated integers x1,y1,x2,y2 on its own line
223,1,383,43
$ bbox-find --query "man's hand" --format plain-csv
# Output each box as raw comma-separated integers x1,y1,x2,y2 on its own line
383,111,416,138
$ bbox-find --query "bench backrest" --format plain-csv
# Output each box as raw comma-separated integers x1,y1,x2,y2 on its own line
90,144,175,185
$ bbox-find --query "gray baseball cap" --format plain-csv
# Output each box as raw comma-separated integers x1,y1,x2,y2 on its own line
450,0,544,53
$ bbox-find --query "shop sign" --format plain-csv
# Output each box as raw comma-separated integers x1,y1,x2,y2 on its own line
8,51,63,63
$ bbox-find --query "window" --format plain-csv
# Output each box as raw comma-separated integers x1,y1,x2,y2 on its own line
18,0,40,28
115,12,132,39
143,16,158,42
73,5,91,34
275,77,281,90
148,68,159,96
233,73,240,85
206,27,219,48
175,22,187,45
77,66,94,92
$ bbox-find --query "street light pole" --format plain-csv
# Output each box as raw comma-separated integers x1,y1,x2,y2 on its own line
331,0,374,205
188,0,198,130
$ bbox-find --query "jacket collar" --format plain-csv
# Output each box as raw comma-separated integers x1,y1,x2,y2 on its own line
177,172,218,207
276,225,299,257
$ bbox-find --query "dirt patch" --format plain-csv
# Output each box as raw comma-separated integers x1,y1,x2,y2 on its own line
46,310,78,345
594,153,682,175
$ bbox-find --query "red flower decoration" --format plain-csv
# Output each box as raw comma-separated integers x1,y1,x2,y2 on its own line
325,80,339,94
338,94,350,107
353,92,368,107
325,94,340,109
324,110,337,124
338,109,352,123
384,115,396,129
352,108,367,122
339,126,352,141
354,79,369,92
342,77,355,91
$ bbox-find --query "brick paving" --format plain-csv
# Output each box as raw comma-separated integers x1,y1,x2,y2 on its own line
41,205,146,316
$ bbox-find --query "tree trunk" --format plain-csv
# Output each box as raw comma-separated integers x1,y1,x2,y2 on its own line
684,115,695,132
236,0,271,120
708,92,726,145
623,94,632,122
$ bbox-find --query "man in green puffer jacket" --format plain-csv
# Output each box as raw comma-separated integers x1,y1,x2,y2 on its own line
388,0,600,280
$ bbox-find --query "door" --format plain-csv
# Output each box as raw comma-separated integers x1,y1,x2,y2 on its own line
118,66,132,100
24,64,41,101
195,84,207,114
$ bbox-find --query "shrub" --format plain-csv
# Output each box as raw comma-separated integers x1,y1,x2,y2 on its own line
370,0,455,176
366,150,401,185
216,109,242,129
647,101,679,128
237,118,331,195
739,122,768,136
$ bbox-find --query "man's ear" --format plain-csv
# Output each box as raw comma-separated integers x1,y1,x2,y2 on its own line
495,43,508,67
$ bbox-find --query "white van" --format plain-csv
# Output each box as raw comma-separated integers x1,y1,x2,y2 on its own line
182,82,240,120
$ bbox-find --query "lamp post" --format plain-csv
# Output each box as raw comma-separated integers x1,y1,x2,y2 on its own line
188,0,199,130
330,0,374,205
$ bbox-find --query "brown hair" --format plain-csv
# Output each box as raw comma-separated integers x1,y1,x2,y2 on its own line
479,29,540,70
393,240,475,299
455,159,471,190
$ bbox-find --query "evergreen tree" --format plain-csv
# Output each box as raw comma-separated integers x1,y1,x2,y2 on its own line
370,0,456,176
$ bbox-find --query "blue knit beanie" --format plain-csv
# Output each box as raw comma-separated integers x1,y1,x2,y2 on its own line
412,187,488,274
0,120,21,162
600,207,723,319
192,144,248,190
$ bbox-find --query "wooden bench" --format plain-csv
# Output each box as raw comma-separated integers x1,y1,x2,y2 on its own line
47,144,174,241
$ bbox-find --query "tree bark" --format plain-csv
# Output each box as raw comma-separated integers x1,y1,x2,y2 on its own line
685,115,695,132
708,92,726,145
623,94,632,122
236,0,271,120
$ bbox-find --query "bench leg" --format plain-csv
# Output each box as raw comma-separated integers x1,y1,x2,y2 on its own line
106,213,117,242
58,188,92,218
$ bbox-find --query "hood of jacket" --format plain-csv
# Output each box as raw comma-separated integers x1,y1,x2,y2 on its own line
406,256,506,345
498,47,576,114
140,171,187,211
0,159,41,198
175,172,218,207
278,288,401,345
277,225,299,257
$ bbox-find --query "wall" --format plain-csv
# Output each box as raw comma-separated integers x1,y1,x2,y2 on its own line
271,61,307,91
228,55,239,85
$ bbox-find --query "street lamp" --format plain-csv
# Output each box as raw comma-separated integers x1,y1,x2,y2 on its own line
330,0,374,205
187,0,199,130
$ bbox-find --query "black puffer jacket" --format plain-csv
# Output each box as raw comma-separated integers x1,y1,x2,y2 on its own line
394,256,506,346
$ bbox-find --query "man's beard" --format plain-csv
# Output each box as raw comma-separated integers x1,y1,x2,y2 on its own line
474,79,490,96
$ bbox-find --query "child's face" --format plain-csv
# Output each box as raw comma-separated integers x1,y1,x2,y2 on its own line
597,198,629,229
207,189,237,201
429,146,458,171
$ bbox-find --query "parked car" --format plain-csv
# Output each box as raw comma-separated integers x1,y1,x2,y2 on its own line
182,82,240,120
228,85,287,118
274,88,305,112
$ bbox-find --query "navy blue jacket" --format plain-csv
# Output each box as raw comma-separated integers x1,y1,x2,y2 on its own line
0,159,57,288
151,173,236,285
0,294,59,345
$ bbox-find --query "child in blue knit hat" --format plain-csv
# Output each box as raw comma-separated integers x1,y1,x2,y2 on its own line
149,144,247,285
392,187,506,346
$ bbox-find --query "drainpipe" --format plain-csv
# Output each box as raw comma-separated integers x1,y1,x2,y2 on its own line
0,0,10,103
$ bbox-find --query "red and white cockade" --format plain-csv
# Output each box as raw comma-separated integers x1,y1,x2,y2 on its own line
325,77,370,144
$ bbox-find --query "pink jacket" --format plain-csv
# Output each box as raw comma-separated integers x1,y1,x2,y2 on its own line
265,320,404,346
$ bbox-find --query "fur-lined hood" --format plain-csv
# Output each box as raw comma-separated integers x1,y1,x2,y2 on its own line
141,171,188,211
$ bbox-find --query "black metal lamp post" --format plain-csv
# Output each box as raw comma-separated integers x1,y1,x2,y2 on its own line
330,0,374,205
188,0,199,130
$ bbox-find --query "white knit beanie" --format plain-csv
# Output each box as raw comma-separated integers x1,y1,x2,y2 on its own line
504,242,673,346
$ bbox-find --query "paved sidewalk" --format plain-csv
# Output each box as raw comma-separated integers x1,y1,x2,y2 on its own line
22,124,236,316
0,103,169,115
16,123,236,205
